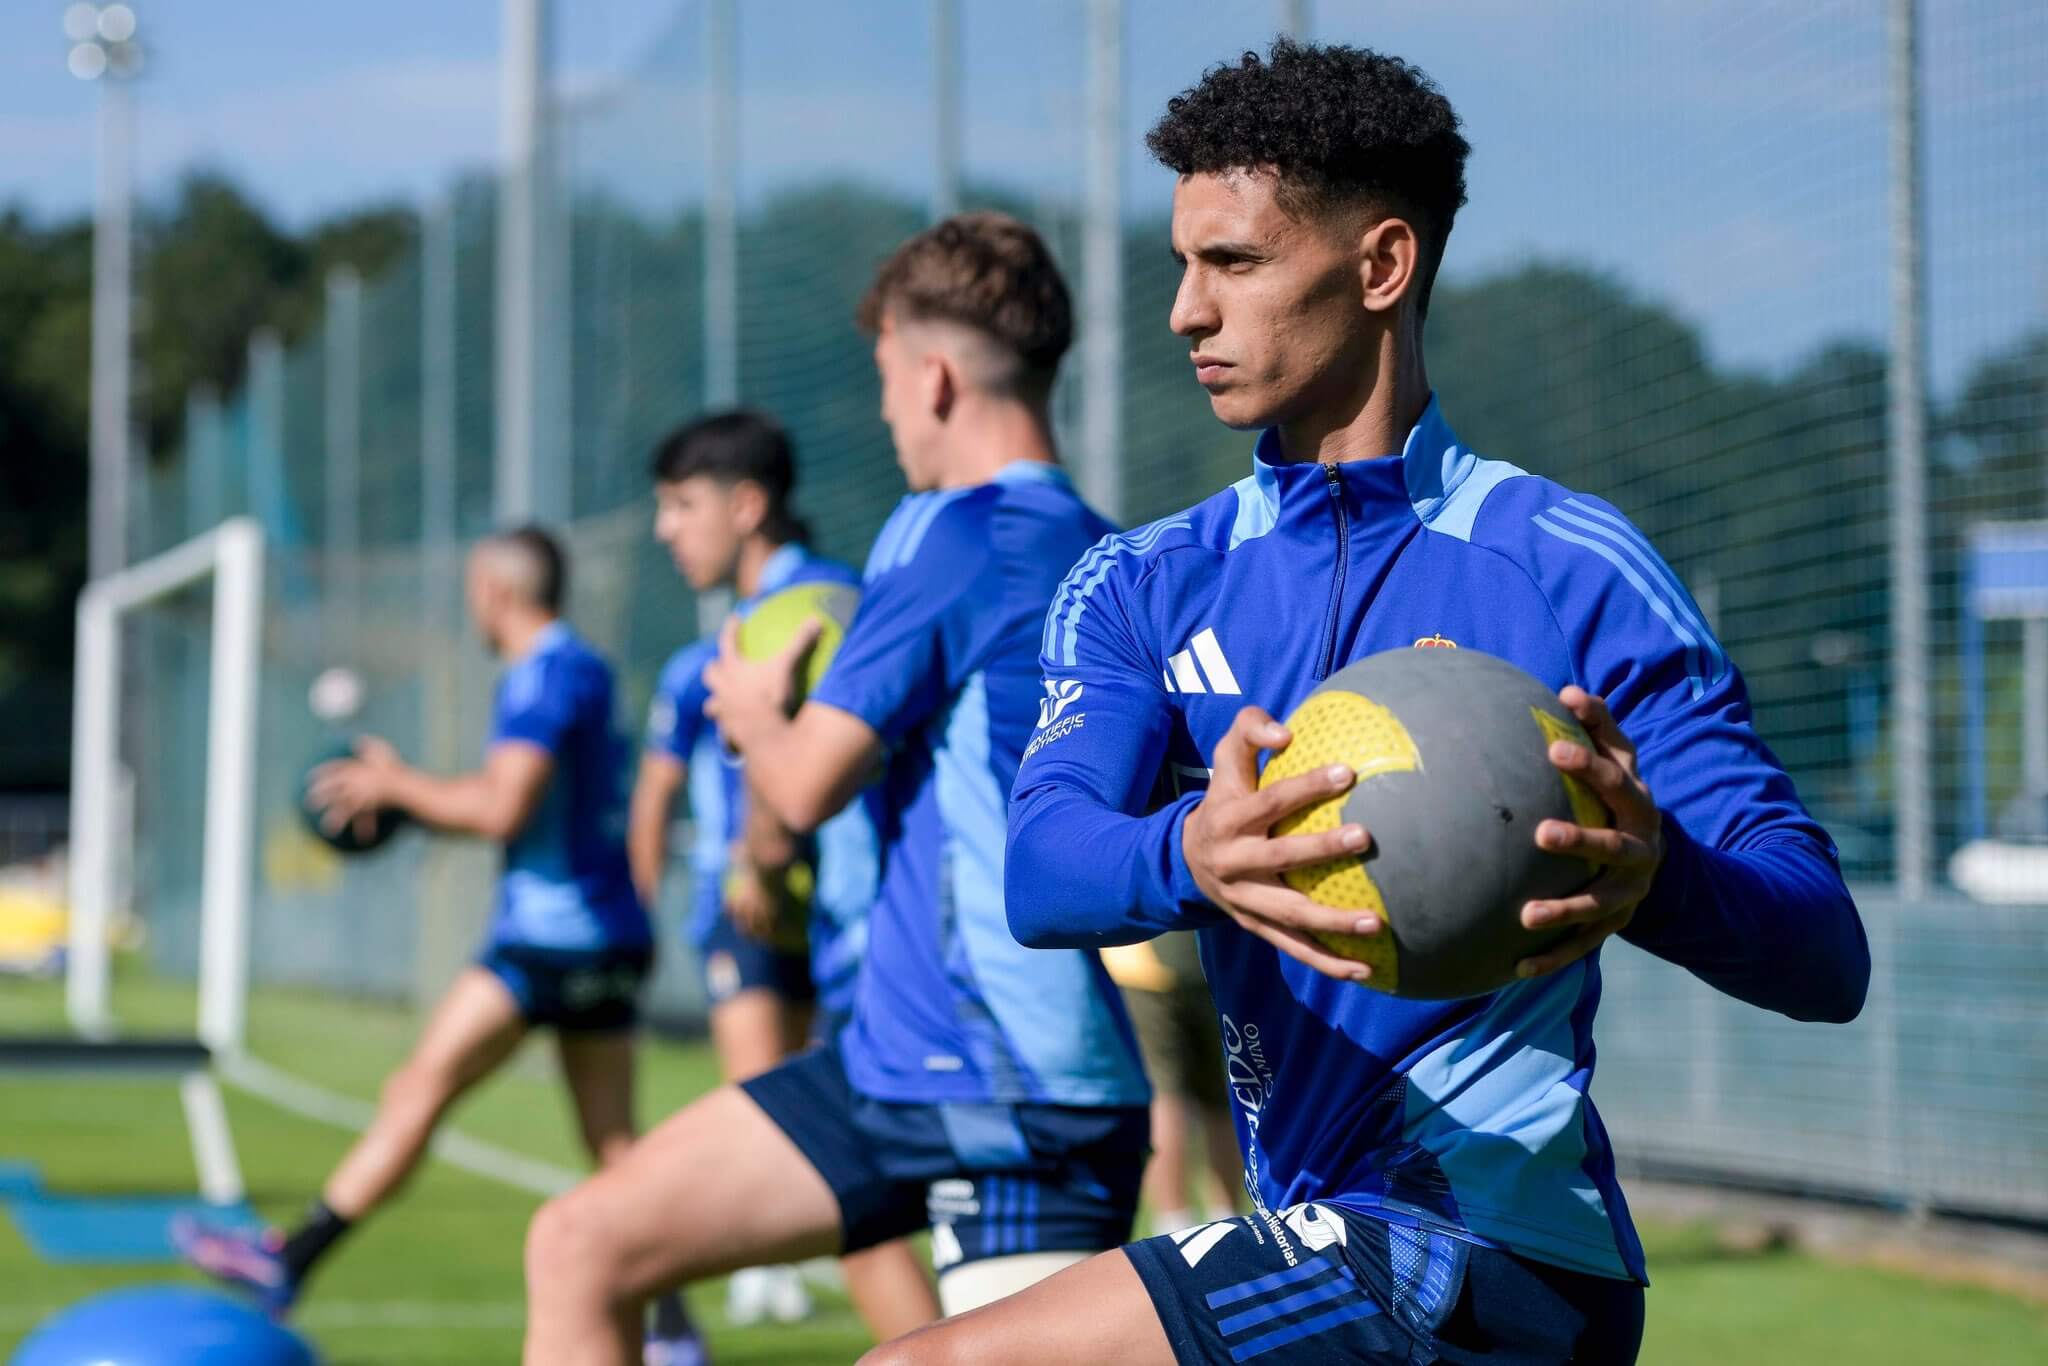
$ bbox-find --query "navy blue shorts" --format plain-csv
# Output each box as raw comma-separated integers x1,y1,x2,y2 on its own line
477,943,652,1033
1126,1203,1644,1365
741,1042,1147,1272
700,915,815,1007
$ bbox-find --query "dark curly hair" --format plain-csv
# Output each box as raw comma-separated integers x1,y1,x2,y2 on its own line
1146,38,1470,318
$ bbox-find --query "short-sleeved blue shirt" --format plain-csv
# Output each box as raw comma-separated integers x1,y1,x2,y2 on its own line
645,545,880,1012
808,462,1150,1109
487,622,649,952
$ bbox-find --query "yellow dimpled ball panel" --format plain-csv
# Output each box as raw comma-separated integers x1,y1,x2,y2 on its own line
1530,707,1610,879
1258,689,1421,990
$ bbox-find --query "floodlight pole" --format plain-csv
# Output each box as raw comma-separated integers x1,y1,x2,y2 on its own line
1079,0,1123,521
932,0,961,220
497,0,550,522
88,76,135,579
1886,0,1931,896
704,0,740,409
1282,0,1312,38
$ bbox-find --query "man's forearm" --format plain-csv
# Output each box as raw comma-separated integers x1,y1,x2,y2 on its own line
1623,820,1869,1024
1006,786,1225,948
728,712,865,834
627,816,667,908
384,768,512,841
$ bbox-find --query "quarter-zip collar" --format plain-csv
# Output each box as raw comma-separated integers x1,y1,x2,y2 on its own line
1241,393,1478,533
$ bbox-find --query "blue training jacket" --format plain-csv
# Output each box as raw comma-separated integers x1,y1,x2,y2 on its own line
1007,395,1869,1282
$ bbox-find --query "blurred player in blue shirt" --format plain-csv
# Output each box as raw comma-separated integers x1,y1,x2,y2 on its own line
874,40,1870,1366
629,410,930,1337
178,527,700,1360
523,214,1151,1366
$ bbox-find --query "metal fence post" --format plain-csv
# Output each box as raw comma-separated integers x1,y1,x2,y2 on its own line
1079,0,1124,521
704,0,740,409
933,0,961,220
1887,0,1932,896
324,266,363,646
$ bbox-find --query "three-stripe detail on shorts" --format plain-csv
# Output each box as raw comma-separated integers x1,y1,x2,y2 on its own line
1203,1254,1383,1362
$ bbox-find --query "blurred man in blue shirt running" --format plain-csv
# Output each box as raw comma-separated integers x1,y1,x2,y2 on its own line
177,527,703,1364
869,40,1869,1366
522,214,1151,1366
630,410,935,1339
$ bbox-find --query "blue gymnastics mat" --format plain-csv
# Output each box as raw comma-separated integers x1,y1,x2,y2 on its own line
0,1162,262,1264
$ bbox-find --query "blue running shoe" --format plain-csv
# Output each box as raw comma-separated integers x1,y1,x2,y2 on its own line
171,1215,298,1316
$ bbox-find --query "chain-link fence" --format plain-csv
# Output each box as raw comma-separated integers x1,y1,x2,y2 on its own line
122,0,2046,1215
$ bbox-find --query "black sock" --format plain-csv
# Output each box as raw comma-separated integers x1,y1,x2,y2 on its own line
280,1201,353,1283
651,1290,696,1339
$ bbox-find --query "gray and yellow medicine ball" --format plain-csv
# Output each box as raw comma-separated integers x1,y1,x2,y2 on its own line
736,583,861,705
1258,647,1609,1000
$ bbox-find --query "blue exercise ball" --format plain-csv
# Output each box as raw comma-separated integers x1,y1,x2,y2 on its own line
11,1286,317,1366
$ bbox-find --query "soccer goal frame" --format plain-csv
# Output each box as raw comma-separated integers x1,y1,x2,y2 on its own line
67,516,264,1055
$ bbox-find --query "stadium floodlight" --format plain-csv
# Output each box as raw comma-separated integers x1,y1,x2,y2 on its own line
62,3,97,43
68,0,145,587
64,1,144,83
68,518,265,1055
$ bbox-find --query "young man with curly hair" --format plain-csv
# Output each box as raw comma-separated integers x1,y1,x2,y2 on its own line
865,39,1868,1366
520,214,1151,1366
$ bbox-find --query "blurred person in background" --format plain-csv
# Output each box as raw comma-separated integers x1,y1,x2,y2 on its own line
1099,933,1244,1236
521,213,1151,1366
632,412,938,1337
871,39,1868,1366
173,527,706,1365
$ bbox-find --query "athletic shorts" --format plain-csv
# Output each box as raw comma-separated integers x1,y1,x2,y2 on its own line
1120,980,1226,1110
741,1042,1147,1273
477,943,653,1033
700,915,815,1007
1126,1202,1645,1365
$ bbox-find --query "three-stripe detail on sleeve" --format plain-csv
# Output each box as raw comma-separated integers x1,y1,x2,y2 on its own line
1530,497,1727,699
1043,516,1193,666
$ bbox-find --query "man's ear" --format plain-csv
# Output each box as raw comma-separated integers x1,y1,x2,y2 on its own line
1357,215,1421,316
728,479,770,538
923,349,957,423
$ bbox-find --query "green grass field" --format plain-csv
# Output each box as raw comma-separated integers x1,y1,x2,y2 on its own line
2,971,2044,1364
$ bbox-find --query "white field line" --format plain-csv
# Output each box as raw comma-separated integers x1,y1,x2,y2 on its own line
220,1052,580,1198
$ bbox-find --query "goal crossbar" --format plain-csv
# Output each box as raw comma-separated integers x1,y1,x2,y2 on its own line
67,516,265,1054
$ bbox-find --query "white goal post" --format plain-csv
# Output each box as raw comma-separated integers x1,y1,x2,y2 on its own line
67,516,264,1055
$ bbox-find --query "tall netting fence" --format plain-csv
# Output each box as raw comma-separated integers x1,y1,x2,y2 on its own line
126,0,2044,1215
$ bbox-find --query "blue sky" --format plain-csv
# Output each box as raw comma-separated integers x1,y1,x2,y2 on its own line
3,0,2041,393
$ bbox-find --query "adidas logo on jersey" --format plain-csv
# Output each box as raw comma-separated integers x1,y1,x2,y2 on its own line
1162,627,1241,695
